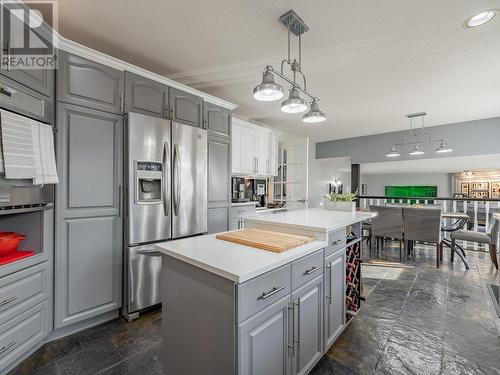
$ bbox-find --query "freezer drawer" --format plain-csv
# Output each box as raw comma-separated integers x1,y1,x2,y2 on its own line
125,245,162,314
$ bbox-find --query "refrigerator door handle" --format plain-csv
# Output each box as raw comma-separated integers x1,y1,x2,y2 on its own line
173,143,181,216
162,141,170,216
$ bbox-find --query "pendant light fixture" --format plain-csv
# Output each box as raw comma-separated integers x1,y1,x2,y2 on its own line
385,112,454,158
252,10,326,123
303,98,327,123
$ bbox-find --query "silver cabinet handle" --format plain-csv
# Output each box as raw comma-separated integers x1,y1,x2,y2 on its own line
0,296,17,307
118,185,122,217
288,302,295,355
304,266,321,276
294,300,300,346
258,285,285,300
120,93,124,112
162,141,170,217
332,239,343,246
325,262,332,304
173,144,181,216
0,341,16,355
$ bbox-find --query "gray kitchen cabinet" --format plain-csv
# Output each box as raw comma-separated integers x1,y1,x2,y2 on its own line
124,71,168,118
169,87,202,127
208,207,229,234
207,134,230,233
0,68,54,98
238,295,290,375
324,249,346,351
54,102,123,328
204,102,231,138
57,50,124,114
291,275,323,375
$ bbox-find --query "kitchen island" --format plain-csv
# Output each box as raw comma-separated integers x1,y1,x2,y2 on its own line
153,208,374,375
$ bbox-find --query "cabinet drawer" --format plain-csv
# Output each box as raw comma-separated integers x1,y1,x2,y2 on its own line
291,249,324,290
229,205,255,219
324,229,346,257
0,300,50,371
237,265,291,323
0,262,50,326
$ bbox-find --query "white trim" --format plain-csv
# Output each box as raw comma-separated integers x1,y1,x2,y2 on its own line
232,115,277,133
56,36,238,111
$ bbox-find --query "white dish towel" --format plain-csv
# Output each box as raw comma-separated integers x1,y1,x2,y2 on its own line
0,109,37,178
31,120,59,185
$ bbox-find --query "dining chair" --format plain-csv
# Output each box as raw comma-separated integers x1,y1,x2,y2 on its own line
370,205,404,261
403,207,443,267
450,214,499,269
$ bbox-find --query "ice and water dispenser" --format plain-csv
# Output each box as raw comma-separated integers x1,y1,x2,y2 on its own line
135,161,162,203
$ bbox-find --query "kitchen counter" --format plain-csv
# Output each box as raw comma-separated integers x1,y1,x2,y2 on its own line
230,201,257,207
154,234,325,283
246,207,375,232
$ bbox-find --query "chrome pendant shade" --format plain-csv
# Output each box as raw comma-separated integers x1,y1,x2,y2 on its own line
281,86,308,113
253,67,284,101
385,112,453,158
303,99,326,123
252,10,326,124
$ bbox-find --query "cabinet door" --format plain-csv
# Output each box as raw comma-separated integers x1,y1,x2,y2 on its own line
231,123,242,174
241,126,256,174
255,130,270,175
55,103,123,328
208,135,230,205
291,275,323,375
238,296,290,375
57,50,124,114
0,68,54,98
269,133,279,176
124,71,168,118
324,250,346,351
204,102,231,137
169,87,202,127
208,207,228,234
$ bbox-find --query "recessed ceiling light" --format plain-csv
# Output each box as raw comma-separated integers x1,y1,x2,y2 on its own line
465,10,496,28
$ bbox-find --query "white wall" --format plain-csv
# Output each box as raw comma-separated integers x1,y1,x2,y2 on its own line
360,173,453,197
308,140,351,208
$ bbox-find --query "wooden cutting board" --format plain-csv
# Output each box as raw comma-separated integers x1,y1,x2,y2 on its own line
216,229,315,253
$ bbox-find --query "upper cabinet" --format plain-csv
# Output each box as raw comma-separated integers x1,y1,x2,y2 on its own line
232,118,278,177
0,68,54,98
169,87,202,127
124,71,168,118
204,102,231,138
57,50,124,114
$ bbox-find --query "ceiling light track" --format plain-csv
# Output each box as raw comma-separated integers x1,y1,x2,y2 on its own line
253,10,326,123
385,112,454,157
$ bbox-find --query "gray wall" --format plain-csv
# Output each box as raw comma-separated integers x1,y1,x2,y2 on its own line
360,173,453,197
316,117,500,164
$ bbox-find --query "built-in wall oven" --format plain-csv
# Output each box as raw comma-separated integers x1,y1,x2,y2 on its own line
123,112,207,320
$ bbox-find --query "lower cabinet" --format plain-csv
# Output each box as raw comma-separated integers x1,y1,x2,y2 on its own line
207,134,230,234
291,276,323,375
208,207,229,234
238,295,290,375
324,249,346,350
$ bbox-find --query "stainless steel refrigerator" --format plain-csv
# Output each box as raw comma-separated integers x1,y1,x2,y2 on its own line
123,112,207,320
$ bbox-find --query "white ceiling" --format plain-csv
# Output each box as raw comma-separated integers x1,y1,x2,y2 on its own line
360,153,500,174
56,0,500,141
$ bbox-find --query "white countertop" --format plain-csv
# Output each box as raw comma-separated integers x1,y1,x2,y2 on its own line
245,208,375,232
231,201,258,207
154,235,326,283
153,208,372,283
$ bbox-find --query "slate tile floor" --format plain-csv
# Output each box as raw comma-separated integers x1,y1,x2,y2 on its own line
8,243,500,375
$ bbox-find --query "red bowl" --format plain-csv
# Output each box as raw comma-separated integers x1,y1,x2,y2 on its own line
0,234,26,257
0,232,19,239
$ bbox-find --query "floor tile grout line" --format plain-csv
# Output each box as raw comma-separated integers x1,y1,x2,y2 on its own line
95,342,161,374
370,262,423,375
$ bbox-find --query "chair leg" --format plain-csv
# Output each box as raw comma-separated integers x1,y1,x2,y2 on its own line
490,244,498,270
436,244,440,268
439,242,444,262
450,239,455,262
399,240,402,263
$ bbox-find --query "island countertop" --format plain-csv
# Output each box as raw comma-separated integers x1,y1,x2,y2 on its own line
245,207,375,232
153,208,373,283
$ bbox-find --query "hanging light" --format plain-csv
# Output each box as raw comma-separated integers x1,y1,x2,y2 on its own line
385,145,400,157
281,86,308,114
435,140,453,153
252,10,325,122
409,143,425,156
253,67,284,101
303,99,326,123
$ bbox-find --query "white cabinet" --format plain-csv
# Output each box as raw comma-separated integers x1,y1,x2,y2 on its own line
232,118,278,177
